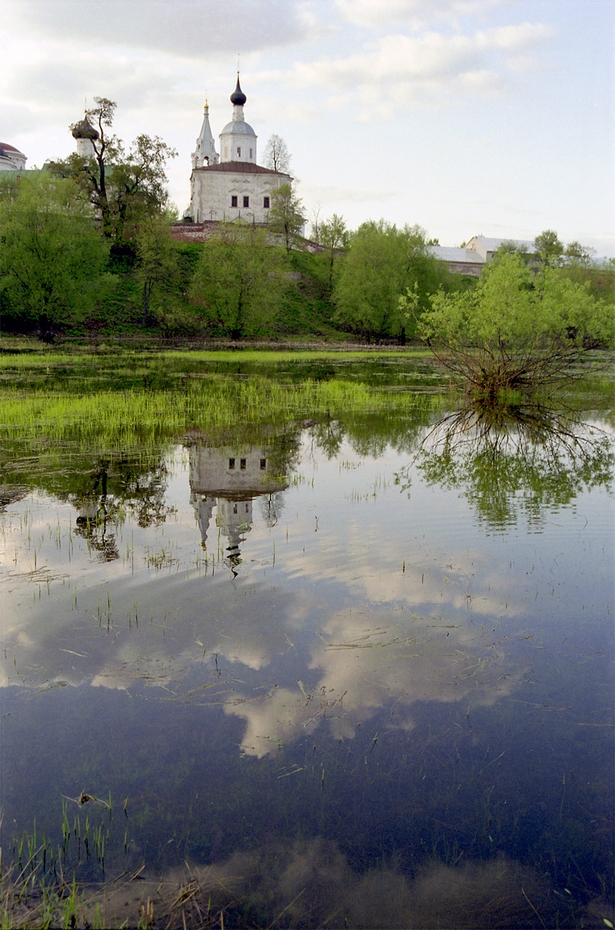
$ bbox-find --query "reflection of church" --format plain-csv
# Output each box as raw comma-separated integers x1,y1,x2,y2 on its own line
189,444,288,565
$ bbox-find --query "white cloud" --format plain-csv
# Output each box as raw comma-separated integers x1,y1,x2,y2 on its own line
334,0,507,29
476,22,555,50
288,21,554,115
3,0,313,56
300,183,397,204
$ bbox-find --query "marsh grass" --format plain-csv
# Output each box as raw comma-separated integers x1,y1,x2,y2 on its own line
0,376,432,466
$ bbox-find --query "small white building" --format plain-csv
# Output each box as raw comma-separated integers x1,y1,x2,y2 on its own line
0,142,27,171
188,75,292,225
430,236,536,276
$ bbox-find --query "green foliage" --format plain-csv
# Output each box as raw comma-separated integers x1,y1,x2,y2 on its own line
533,229,564,266
418,251,614,396
333,220,446,342
189,224,289,338
268,184,306,252
50,97,176,256
0,174,110,339
318,213,350,295
134,215,182,326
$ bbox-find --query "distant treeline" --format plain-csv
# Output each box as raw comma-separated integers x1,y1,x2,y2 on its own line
0,173,612,344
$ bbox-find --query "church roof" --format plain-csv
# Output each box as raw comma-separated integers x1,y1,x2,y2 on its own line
230,75,247,106
72,118,99,140
193,161,289,176
0,142,25,156
195,105,218,155
0,142,26,170
220,119,256,137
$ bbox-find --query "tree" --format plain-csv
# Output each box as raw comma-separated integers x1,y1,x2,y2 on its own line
134,214,181,326
0,174,110,339
493,240,531,263
416,251,613,398
263,135,291,174
50,97,177,257
318,214,349,294
534,229,564,267
564,241,595,265
333,221,445,342
189,223,288,339
268,184,306,252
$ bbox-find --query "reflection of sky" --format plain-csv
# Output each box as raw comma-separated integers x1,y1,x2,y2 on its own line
1,435,612,758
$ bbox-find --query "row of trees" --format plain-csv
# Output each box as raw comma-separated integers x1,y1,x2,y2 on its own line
1,170,612,344
0,97,612,344
0,174,462,342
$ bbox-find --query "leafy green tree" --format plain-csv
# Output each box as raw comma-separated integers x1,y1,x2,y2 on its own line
50,97,176,258
534,229,564,267
493,240,531,263
333,221,444,343
134,215,181,326
318,214,349,295
189,223,288,339
418,251,613,397
0,174,110,339
564,241,595,264
268,184,306,252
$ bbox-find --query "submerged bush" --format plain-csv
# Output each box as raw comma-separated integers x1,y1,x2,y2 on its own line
413,252,614,398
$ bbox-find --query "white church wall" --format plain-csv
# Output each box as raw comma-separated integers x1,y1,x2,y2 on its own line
190,168,291,224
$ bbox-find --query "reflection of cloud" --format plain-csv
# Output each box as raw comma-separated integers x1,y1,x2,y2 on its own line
226,607,524,756
225,687,320,757
80,838,562,930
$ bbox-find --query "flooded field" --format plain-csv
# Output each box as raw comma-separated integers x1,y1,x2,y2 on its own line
0,350,612,928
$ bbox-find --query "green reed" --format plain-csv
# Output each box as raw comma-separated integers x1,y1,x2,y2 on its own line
0,375,430,454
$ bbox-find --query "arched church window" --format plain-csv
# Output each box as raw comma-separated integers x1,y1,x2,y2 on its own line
237,147,241,157
263,197,270,209
243,196,249,208
231,196,238,207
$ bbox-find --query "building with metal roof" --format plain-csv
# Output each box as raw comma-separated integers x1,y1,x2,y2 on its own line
430,236,536,276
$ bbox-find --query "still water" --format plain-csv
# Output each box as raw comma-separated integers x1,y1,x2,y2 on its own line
0,355,612,928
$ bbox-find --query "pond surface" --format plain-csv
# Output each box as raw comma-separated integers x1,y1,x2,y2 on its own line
0,353,612,928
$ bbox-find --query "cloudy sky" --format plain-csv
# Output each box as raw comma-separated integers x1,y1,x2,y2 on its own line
2,0,613,253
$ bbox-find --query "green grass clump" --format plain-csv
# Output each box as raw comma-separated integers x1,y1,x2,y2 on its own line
0,376,428,452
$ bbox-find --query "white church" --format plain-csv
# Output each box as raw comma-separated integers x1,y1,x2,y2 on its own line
185,75,292,227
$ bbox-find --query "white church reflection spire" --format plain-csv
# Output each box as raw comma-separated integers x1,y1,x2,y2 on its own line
189,441,290,570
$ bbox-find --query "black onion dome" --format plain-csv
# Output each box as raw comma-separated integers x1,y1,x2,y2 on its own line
230,75,247,106
72,118,99,141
